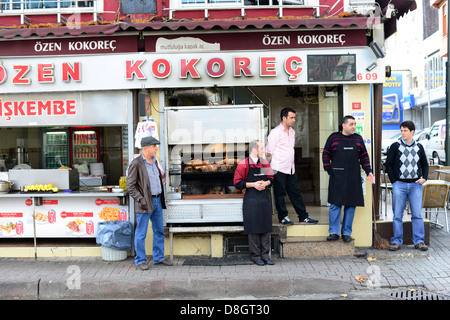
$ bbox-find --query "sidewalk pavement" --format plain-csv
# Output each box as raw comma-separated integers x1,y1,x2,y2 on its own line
1,225,450,300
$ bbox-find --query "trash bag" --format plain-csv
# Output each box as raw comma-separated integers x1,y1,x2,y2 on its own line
96,221,132,251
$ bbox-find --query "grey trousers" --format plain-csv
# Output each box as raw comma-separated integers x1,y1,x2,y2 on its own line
248,233,270,262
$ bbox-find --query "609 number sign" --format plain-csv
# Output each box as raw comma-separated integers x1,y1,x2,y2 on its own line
357,73,378,81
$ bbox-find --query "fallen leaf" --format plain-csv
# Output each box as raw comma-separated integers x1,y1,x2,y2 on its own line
407,288,416,292
340,294,348,298
367,257,377,261
355,275,367,283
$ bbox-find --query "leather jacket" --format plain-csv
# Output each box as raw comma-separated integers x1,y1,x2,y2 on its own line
126,155,166,213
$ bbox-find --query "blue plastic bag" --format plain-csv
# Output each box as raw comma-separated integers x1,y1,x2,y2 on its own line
96,221,132,251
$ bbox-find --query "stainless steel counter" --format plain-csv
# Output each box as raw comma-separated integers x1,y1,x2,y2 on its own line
0,191,127,198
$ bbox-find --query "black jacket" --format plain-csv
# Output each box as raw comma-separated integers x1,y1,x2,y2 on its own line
385,140,429,183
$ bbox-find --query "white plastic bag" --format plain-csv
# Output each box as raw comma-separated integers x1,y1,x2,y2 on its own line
135,119,159,149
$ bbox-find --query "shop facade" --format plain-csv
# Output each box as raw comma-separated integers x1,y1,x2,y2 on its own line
1,0,419,256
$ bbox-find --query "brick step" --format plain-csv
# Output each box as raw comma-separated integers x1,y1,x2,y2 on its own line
279,236,355,258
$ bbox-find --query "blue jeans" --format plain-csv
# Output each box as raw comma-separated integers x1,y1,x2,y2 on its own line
391,181,425,245
134,197,165,266
329,204,356,236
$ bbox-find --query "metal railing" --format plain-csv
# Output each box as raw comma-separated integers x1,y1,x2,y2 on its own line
165,0,320,19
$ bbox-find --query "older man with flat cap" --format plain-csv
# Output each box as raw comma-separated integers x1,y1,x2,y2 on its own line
127,136,172,270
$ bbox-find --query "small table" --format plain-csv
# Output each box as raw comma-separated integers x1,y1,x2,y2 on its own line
436,169,450,181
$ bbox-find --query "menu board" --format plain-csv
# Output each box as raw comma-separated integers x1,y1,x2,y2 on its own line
34,197,128,238
0,196,128,238
0,198,35,238
307,54,356,82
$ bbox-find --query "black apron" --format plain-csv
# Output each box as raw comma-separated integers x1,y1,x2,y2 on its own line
328,134,364,207
243,158,273,234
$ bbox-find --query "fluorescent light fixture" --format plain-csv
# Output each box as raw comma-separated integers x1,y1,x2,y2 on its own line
366,62,377,71
369,42,386,59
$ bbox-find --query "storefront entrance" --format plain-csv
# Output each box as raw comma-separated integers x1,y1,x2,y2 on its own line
164,84,343,221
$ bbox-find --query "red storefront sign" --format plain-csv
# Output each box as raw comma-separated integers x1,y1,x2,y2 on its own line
145,29,367,52
0,98,77,121
0,62,80,85
0,36,138,57
125,55,303,81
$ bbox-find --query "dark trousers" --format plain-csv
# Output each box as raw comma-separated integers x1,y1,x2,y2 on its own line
248,233,270,262
273,171,308,222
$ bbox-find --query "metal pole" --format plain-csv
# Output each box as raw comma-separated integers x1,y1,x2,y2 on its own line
427,61,432,128
446,3,450,165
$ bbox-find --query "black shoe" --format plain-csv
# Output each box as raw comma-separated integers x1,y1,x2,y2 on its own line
327,234,339,241
300,216,318,224
263,258,275,265
253,258,265,266
342,235,353,243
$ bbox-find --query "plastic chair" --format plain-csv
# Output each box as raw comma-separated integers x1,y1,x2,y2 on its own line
422,182,449,232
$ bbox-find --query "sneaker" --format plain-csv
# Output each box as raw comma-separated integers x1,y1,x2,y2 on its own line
263,258,275,265
280,217,294,225
327,233,339,241
299,217,318,224
414,242,428,251
389,243,401,251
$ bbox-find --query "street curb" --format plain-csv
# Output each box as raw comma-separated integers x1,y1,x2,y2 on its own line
0,280,39,300
3,276,354,300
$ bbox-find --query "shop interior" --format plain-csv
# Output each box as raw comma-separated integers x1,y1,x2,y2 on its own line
163,85,343,254
0,125,126,249
165,85,342,208
0,126,125,186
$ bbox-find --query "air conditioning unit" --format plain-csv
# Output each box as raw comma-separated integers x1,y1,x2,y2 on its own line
348,0,379,15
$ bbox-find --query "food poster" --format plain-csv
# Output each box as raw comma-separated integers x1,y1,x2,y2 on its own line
34,197,128,237
0,198,35,238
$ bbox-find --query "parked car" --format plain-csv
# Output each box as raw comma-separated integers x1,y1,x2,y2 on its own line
414,128,431,149
381,128,430,155
425,119,446,164
382,132,401,155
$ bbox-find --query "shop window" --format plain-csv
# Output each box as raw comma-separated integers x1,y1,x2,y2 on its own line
424,55,444,90
1,0,97,12
181,0,241,4
176,0,307,8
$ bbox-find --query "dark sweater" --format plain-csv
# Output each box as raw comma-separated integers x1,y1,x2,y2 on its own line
322,132,372,175
385,139,429,183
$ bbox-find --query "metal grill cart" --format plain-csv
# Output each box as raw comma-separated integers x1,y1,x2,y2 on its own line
164,104,267,224
163,103,268,258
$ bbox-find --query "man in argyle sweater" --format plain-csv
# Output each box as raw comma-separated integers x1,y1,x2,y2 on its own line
385,121,429,251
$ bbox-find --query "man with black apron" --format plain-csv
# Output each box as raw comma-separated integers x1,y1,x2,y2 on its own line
322,116,374,242
234,140,275,265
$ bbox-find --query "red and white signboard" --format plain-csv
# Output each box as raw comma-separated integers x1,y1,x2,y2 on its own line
0,198,34,238
0,46,385,96
0,90,130,127
34,196,128,238
0,196,128,238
